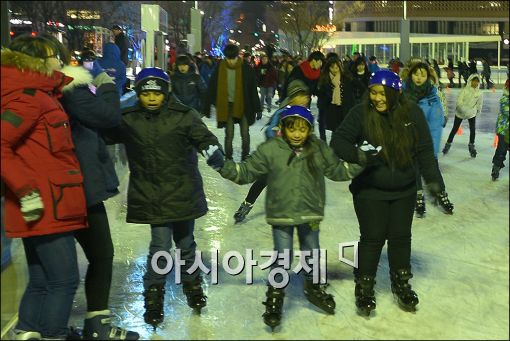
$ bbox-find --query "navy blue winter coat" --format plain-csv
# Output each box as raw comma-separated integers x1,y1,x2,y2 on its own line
60,65,121,206
98,42,127,97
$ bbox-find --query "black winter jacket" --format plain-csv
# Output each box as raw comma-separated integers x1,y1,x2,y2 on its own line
104,98,221,224
330,101,441,200
170,70,207,112
60,66,121,207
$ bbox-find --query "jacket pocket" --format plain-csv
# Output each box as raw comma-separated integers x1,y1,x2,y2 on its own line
48,170,86,220
43,112,74,154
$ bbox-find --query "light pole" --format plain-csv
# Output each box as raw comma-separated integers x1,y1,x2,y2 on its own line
400,0,410,64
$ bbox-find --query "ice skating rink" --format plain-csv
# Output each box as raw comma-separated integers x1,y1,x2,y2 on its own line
2,88,508,340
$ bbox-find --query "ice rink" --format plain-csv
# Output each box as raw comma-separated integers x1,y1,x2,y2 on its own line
2,88,509,340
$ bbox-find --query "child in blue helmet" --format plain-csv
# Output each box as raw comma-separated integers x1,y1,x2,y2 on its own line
212,105,366,330
103,67,224,329
330,70,447,317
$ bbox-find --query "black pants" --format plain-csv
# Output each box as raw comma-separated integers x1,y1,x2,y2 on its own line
74,202,114,311
353,194,415,277
245,176,267,204
225,102,250,160
447,116,476,145
318,108,327,142
492,133,509,168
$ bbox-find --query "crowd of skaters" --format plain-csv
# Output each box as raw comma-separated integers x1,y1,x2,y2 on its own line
1,27,509,340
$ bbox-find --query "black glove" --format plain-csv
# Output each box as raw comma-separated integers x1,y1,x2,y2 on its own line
205,145,225,171
427,182,442,197
357,141,383,167
256,112,262,120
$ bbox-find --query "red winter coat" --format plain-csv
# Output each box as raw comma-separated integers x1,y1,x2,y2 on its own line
1,49,88,238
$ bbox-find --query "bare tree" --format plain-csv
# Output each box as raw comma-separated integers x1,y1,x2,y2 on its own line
267,1,329,56
200,1,242,54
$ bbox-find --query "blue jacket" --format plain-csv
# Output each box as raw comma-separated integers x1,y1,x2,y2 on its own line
414,86,445,157
60,65,121,206
98,43,127,97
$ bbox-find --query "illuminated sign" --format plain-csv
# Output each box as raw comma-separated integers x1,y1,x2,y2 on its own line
312,24,337,32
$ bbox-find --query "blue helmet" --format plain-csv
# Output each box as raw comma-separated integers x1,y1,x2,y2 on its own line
135,67,170,95
280,105,314,127
369,70,402,91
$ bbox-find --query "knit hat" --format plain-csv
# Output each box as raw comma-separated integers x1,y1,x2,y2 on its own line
280,79,309,107
135,67,170,96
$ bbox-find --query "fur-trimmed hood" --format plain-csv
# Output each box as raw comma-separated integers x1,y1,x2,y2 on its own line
61,65,93,92
1,48,72,98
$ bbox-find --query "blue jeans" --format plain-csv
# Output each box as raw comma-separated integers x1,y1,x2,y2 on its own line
271,224,320,282
17,232,80,338
143,220,199,289
260,87,274,111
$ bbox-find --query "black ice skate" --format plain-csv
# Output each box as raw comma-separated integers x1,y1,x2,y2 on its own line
442,142,451,155
262,286,285,331
390,269,419,312
354,275,376,317
303,279,336,314
432,191,454,215
82,309,140,340
182,276,207,314
491,165,501,181
233,200,254,223
468,143,477,158
415,193,426,218
143,284,165,330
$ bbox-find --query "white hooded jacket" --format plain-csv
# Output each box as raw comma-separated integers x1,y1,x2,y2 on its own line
455,73,483,119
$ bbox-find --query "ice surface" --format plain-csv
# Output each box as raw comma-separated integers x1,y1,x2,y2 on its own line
66,89,509,340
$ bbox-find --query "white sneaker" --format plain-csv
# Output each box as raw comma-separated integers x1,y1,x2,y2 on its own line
9,329,42,340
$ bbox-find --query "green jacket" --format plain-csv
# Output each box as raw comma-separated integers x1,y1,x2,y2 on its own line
105,98,220,224
220,135,363,226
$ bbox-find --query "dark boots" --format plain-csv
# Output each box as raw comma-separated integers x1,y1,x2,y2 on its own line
468,143,477,158
262,286,285,331
143,284,165,330
354,275,376,317
442,142,451,155
82,310,139,340
303,279,336,314
182,276,207,313
390,269,419,312
233,200,254,223
432,191,454,214
415,193,426,218
491,164,501,181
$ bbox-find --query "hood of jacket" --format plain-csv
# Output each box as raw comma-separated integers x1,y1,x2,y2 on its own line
1,48,72,97
61,65,93,92
101,42,121,62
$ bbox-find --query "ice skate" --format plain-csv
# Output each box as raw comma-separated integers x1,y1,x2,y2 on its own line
468,143,477,158
354,275,376,317
415,193,426,218
303,279,335,314
82,309,139,340
491,165,501,181
9,329,41,340
432,191,454,215
233,200,254,223
143,284,165,330
182,276,207,314
262,286,285,331
390,269,419,312
442,142,451,155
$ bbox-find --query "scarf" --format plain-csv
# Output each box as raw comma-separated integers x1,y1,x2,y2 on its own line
299,60,321,80
407,81,432,103
216,58,244,123
331,72,342,106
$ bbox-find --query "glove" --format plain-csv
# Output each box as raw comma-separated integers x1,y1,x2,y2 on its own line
256,112,262,120
90,61,104,78
92,72,115,88
20,191,44,222
357,140,382,167
205,145,225,171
